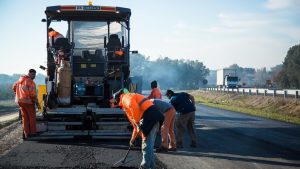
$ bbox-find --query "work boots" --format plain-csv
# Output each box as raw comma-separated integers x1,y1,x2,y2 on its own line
156,146,168,153
190,141,197,148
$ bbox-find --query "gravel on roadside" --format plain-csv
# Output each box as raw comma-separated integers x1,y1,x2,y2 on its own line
0,121,23,156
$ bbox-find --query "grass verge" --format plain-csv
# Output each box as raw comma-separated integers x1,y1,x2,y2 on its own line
195,95,300,125
0,117,20,130
0,100,17,107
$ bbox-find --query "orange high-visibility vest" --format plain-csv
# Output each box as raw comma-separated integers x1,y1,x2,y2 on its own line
148,88,162,99
48,31,64,45
48,31,60,38
12,75,37,104
119,93,154,140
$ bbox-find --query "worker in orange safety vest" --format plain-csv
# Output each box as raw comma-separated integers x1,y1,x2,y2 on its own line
147,80,162,99
114,89,164,169
12,69,40,139
48,27,64,46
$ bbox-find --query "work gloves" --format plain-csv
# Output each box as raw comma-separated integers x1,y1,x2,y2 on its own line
129,140,134,147
130,138,140,147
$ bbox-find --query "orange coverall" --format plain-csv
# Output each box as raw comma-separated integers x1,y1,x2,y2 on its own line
118,93,164,169
147,87,162,99
12,75,37,138
119,93,153,141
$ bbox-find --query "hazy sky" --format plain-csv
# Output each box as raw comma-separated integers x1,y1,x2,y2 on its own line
0,0,299,75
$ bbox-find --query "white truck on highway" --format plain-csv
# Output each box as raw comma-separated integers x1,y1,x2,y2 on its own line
217,69,239,88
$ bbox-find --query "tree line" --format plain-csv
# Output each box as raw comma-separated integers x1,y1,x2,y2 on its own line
0,74,45,100
130,54,209,90
273,44,300,89
205,44,300,89
1,43,298,100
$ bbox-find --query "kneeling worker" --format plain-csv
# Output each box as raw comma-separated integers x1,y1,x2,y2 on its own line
114,89,164,169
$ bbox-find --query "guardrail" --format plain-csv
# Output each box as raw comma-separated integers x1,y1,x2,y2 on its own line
204,87,299,100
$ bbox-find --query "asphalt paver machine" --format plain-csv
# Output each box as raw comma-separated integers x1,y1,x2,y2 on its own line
37,4,136,139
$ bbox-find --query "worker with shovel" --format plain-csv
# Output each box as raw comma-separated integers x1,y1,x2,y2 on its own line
113,88,164,169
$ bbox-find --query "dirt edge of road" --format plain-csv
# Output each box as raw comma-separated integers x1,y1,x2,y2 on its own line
0,121,23,156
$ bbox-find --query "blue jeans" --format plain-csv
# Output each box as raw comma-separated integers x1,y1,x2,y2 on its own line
141,122,159,169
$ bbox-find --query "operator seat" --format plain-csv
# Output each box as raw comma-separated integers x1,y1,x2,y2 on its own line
52,38,72,62
53,38,71,52
107,34,121,51
106,34,122,60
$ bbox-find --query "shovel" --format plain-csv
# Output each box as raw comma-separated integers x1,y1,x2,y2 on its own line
113,129,140,168
112,144,134,168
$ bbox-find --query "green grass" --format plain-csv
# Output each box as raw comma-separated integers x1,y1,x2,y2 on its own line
0,99,17,107
0,99,19,129
0,117,20,130
195,96,300,125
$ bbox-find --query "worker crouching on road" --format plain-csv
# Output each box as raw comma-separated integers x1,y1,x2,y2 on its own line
12,69,40,139
114,89,164,169
150,99,177,152
166,89,197,148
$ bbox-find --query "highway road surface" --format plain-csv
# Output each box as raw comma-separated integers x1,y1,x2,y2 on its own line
0,104,299,169
157,104,300,169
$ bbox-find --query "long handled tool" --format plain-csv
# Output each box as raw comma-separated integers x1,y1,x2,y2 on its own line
112,144,134,167
112,129,140,168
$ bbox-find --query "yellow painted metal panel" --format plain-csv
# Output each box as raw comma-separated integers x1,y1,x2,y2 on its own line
38,85,46,111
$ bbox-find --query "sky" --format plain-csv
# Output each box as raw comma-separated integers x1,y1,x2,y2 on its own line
0,0,299,75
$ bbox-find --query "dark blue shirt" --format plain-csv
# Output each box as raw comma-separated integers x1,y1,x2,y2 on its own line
169,92,195,114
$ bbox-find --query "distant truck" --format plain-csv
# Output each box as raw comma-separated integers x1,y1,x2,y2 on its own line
217,69,239,88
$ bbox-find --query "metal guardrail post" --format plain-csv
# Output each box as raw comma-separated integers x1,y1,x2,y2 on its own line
264,90,267,96
284,90,287,99
205,87,299,100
